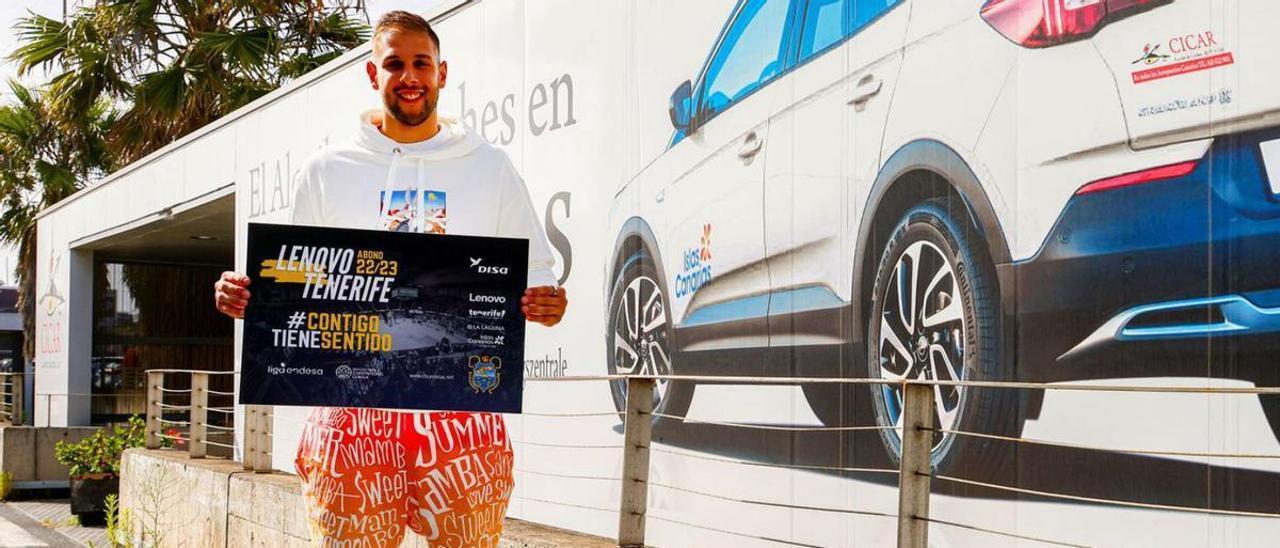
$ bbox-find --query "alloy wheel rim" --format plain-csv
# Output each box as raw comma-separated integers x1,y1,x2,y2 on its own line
876,240,967,453
613,274,672,408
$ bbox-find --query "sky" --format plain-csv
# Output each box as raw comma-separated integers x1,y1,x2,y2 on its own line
0,1,449,286
0,1,67,98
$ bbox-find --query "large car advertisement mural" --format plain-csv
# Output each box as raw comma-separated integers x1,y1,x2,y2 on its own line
605,0,1280,479
240,0,1280,545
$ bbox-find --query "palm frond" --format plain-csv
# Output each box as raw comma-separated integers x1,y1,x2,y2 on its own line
9,13,69,75
134,65,191,114
196,26,277,71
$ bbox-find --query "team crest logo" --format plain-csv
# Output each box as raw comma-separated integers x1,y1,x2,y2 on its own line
468,355,501,393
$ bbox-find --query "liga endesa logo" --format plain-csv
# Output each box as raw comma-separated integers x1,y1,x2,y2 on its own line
674,224,713,299
470,257,509,275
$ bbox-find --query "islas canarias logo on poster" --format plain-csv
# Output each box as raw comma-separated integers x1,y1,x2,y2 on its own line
674,224,712,299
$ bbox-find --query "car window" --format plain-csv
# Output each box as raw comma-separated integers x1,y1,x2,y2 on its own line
851,0,897,30
700,0,794,116
798,0,849,60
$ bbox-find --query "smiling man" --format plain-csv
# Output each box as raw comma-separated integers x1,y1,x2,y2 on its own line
213,10,567,547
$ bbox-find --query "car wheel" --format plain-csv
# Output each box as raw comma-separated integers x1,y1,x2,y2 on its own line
866,199,1021,475
607,248,692,421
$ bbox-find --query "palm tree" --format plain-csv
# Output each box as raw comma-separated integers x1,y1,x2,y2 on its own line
11,0,369,164
0,81,113,360
2,1,370,365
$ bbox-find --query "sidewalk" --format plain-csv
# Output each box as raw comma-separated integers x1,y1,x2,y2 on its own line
0,501,88,548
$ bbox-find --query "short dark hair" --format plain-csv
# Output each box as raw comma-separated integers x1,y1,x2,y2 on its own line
374,10,441,53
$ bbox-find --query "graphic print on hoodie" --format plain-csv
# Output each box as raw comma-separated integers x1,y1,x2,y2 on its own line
290,111,547,547
380,189,447,234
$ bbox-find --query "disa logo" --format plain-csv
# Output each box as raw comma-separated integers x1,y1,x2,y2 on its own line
470,257,509,275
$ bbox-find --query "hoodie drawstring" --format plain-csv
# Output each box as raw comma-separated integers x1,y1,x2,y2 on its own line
415,159,426,233
379,147,404,228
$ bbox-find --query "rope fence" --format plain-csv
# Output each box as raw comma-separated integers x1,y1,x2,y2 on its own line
129,370,1280,547
652,411,897,432
932,426,1280,460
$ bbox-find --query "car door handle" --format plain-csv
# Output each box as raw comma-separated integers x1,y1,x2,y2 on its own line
737,131,764,160
655,188,665,203
848,74,883,107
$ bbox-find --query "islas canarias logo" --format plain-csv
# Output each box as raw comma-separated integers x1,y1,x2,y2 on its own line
468,355,502,393
674,224,712,299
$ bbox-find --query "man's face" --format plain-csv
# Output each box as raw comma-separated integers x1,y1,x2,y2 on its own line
367,29,446,127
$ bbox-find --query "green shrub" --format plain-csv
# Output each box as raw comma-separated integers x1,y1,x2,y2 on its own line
0,471,12,500
54,415,146,478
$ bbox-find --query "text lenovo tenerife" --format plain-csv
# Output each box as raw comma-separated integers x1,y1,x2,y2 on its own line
275,245,397,303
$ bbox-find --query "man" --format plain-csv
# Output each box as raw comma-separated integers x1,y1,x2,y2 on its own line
213,11,567,547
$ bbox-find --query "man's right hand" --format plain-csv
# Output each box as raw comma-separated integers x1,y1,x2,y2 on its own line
214,271,251,319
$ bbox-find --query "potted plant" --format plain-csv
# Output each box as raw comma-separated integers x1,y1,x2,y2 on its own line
54,415,145,524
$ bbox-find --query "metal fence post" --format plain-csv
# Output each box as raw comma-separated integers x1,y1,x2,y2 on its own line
190,372,208,458
618,377,655,547
146,372,163,449
897,382,935,548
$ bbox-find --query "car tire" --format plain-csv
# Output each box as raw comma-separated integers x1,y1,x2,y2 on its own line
866,198,1022,476
607,248,692,422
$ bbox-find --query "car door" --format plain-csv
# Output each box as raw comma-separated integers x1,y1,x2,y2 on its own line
660,0,799,377
762,0,853,388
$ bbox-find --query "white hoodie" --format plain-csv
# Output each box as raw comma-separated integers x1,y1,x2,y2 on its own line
290,111,558,287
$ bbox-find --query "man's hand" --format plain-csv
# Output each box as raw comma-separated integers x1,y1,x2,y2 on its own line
214,271,251,319
521,286,567,327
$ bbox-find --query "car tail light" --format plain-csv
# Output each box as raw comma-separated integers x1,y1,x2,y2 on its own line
1075,160,1198,195
981,0,1170,48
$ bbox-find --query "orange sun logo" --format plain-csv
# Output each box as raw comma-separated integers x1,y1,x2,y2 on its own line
699,224,712,262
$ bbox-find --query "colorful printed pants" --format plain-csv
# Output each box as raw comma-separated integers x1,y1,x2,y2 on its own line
295,407,514,547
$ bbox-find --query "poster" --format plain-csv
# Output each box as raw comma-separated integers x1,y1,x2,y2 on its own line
239,223,528,413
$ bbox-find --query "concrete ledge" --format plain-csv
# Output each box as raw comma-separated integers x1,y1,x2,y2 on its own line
0,426,99,486
121,449,613,547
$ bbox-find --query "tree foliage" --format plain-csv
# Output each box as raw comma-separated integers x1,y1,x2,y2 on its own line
12,0,370,164
1,1,370,362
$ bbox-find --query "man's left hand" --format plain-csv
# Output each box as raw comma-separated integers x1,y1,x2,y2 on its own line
522,286,567,327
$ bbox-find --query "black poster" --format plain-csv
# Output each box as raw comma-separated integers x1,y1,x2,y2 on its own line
239,223,527,413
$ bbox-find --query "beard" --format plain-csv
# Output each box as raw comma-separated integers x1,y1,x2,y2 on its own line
385,90,436,127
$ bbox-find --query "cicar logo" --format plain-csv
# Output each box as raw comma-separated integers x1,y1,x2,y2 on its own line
1132,43,1170,65
470,257,510,275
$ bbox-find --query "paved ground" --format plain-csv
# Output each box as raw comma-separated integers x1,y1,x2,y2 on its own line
0,501,106,548
0,503,82,548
